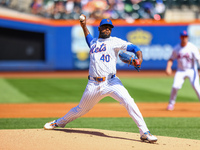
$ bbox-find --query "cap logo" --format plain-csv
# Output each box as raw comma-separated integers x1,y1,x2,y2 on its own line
99,19,114,28
183,31,187,34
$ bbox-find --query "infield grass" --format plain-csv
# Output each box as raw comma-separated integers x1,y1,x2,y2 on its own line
0,117,200,140
0,78,198,103
1,77,199,141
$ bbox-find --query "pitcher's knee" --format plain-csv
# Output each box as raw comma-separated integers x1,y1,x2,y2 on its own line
122,100,135,110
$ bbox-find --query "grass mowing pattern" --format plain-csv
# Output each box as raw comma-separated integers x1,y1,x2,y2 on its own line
1,78,87,103
0,79,31,102
1,77,199,141
0,78,198,103
122,78,197,102
0,117,200,140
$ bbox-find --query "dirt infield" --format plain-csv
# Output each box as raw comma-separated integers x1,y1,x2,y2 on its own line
1,102,200,118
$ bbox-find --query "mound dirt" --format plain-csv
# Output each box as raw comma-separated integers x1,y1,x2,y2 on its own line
0,128,199,150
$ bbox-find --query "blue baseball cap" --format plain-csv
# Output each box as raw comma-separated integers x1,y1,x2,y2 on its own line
99,19,114,28
180,30,188,36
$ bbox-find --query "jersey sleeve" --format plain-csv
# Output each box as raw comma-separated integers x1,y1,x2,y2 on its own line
169,45,179,60
127,44,141,54
86,34,94,48
191,44,200,60
170,51,177,60
112,37,133,52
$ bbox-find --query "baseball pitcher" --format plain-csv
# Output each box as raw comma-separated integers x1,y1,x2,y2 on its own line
44,15,157,143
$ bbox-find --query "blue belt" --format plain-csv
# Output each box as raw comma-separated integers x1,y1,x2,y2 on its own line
88,74,116,82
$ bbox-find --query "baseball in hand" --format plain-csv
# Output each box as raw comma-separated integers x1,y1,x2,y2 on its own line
79,15,85,21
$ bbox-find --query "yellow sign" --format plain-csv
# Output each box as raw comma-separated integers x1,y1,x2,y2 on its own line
77,52,89,61
127,29,152,45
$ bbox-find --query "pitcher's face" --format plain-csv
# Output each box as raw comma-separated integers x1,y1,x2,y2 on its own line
98,25,112,39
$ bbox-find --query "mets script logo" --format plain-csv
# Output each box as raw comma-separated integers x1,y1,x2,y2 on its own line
178,53,191,62
90,43,106,53
127,29,152,45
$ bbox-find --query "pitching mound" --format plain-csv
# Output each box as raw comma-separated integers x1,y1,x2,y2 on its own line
1,128,199,150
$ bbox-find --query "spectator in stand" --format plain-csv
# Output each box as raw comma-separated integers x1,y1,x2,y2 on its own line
138,1,155,19
83,0,107,20
102,0,117,19
63,0,74,19
43,0,54,18
71,0,82,19
30,0,43,15
102,0,125,19
154,0,166,18
59,0,82,19
2,0,167,20
0,0,10,7
123,0,141,20
52,0,66,19
113,0,126,19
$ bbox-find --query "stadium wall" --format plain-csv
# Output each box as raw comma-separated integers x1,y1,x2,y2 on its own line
0,16,200,71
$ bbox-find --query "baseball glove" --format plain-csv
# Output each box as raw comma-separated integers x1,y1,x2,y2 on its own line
119,51,141,72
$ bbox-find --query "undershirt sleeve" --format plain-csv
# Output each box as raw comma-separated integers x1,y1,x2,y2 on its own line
86,34,94,48
127,44,141,54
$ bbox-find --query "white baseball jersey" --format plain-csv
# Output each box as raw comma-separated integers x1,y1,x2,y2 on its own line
89,36,132,77
170,42,200,71
169,42,200,103
56,35,149,135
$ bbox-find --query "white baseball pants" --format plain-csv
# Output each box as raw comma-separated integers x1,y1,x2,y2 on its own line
56,76,149,135
169,68,200,104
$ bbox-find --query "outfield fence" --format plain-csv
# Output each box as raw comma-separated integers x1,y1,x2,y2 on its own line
0,15,200,71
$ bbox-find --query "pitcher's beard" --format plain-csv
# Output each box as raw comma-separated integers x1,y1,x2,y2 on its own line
100,33,110,39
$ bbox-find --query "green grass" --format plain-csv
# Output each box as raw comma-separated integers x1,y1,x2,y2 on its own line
0,77,198,103
0,78,87,103
0,117,200,140
123,78,198,102
1,77,199,141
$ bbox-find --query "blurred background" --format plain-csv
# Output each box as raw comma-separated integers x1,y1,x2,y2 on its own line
1,0,200,21
0,0,200,71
